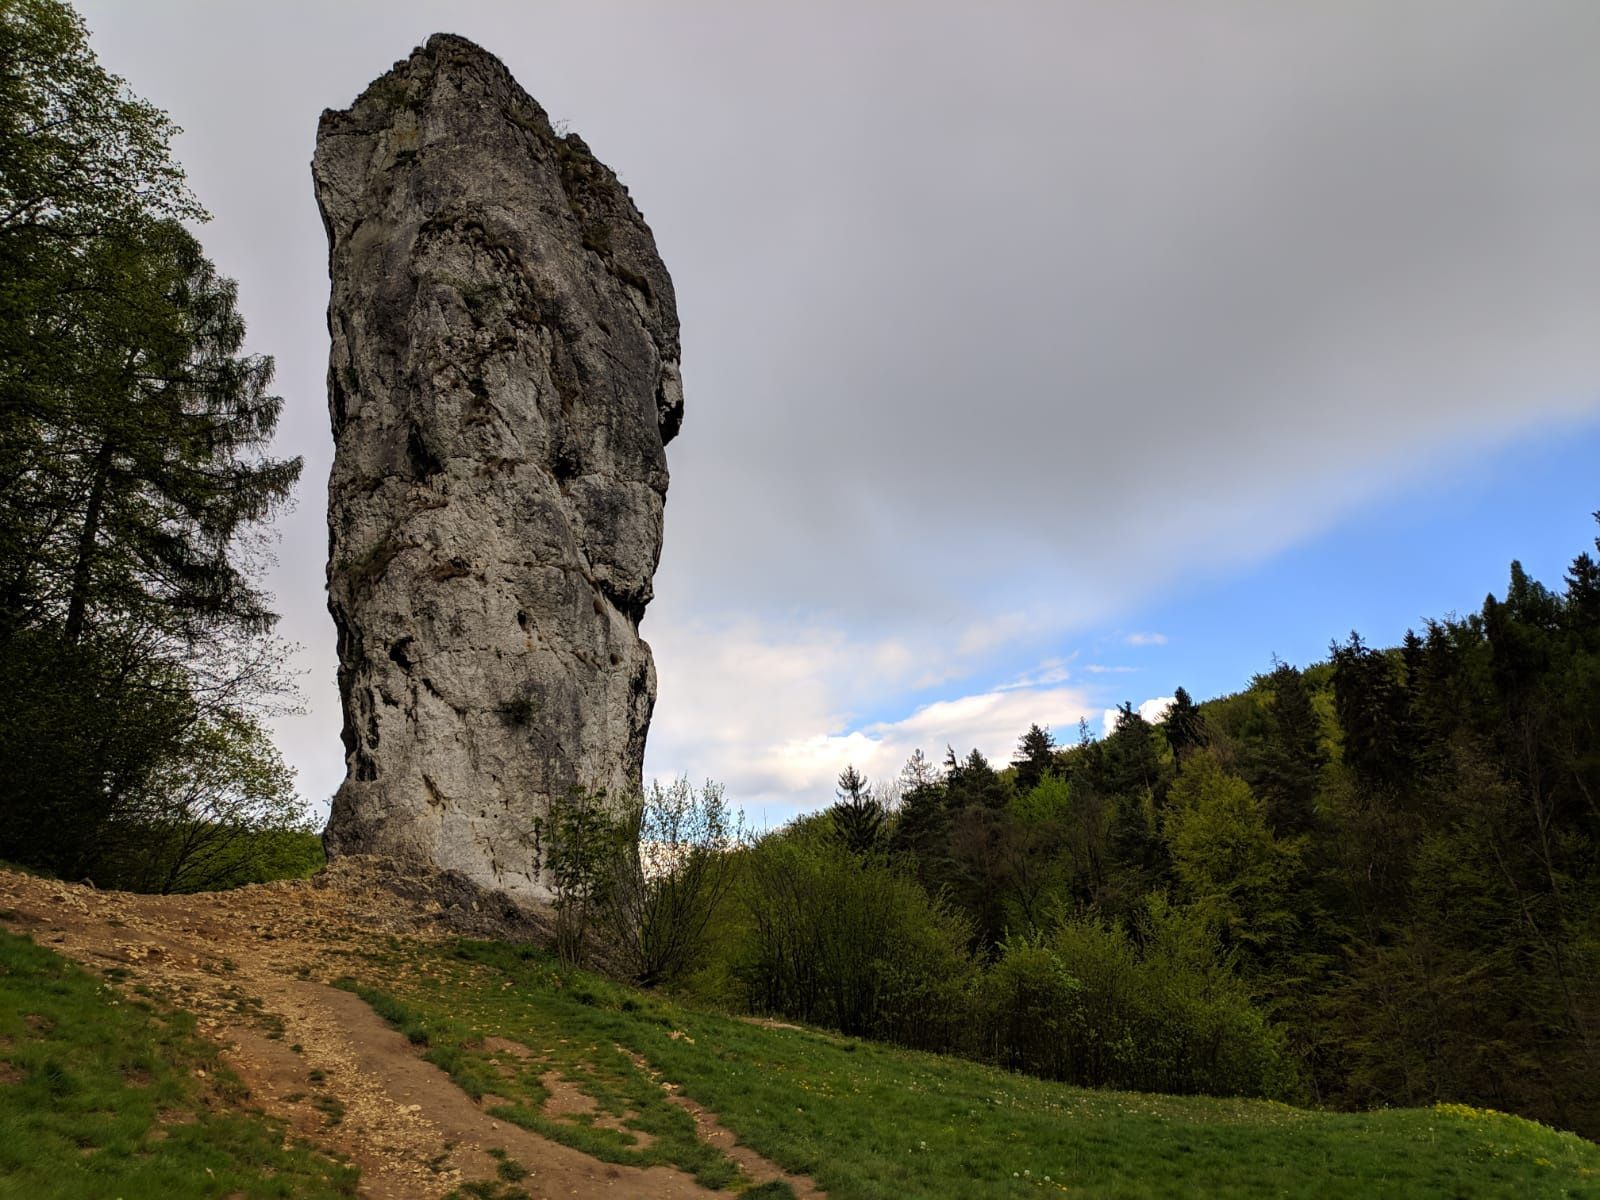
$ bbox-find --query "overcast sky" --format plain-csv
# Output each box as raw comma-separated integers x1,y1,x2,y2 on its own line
76,1,1600,824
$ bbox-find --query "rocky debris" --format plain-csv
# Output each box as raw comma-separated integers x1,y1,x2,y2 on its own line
312,854,553,943
312,34,682,903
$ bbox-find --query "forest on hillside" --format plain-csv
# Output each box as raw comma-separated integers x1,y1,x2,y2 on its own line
548,524,1600,1139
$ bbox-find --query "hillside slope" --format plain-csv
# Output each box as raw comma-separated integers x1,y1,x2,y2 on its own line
1,867,1595,1199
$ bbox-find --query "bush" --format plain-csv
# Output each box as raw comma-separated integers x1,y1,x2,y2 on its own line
979,932,1086,1079
735,825,975,1049
0,631,317,892
982,898,1300,1099
99,713,318,894
601,778,745,986
531,787,619,966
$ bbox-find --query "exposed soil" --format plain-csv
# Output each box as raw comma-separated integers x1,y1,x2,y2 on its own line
0,862,815,1199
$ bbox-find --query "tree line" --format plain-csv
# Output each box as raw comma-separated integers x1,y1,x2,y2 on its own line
557,518,1600,1138
0,0,315,889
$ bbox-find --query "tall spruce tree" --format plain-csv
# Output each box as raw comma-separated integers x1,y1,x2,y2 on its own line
1256,663,1325,837
828,764,885,856
1161,687,1208,763
1011,723,1056,793
0,0,301,882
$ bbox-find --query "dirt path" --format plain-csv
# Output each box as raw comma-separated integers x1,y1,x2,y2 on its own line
0,864,808,1199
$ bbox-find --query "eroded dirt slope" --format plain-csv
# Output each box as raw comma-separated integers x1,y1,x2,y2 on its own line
0,862,806,1199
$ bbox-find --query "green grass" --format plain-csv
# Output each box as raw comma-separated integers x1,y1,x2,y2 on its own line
0,929,357,1200
343,938,1600,1200
335,967,743,1189
5,916,1594,1199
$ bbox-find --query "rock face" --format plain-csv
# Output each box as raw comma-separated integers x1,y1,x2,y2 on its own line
312,34,682,903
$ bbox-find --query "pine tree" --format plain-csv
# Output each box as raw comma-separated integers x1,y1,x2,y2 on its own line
1161,687,1208,763
828,765,885,856
1011,723,1057,794
0,1,302,883
946,748,1010,811
1256,663,1324,837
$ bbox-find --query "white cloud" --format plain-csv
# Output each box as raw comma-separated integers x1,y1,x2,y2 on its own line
1101,696,1177,738
996,657,1075,690
1125,632,1169,647
647,616,1095,823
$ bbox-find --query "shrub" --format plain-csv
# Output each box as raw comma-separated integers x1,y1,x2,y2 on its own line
982,898,1300,1100
979,932,1086,1079
530,787,619,966
601,778,745,986
735,825,975,1049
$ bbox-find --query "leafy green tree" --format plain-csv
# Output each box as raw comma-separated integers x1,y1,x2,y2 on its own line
602,779,745,986
105,712,311,894
1164,751,1299,965
0,626,193,878
739,823,974,1047
999,775,1075,933
532,788,623,966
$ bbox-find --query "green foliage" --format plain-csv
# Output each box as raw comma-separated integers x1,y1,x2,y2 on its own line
981,903,1298,1100
531,787,622,966
736,825,976,1047
1010,723,1057,794
825,764,885,856
603,778,745,986
0,0,307,891
0,929,356,1198
687,513,1600,1137
101,713,317,893
1164,752,1300,963
1161,687,1209,763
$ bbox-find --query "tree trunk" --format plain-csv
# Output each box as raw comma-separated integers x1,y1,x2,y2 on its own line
64,439,113,644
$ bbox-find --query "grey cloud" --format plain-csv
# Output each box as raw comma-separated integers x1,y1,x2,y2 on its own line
73,1,1600,807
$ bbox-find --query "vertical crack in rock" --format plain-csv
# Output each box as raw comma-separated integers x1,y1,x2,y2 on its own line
312,33,682,903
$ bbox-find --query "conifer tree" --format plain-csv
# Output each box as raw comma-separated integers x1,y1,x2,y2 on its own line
1011,723,1057,793
828,764,885,856
0,0,302,882
1161,687,1208,763
1256,663,1324,837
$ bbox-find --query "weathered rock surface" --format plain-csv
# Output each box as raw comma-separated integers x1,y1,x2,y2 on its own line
312,34,682,902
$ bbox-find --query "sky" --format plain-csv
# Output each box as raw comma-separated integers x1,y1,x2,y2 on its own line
74,1,1600,827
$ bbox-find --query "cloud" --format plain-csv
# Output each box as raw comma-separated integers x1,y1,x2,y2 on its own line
996,658,1075,690
1125,632,1169,647
74,1,1600,817
647,617,1094,821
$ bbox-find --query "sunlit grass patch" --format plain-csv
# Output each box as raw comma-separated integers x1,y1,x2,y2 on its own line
0,929,356,1200
343,936,1600,1199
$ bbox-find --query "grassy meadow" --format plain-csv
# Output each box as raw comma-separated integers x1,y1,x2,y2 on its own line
341,938,1600,1200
